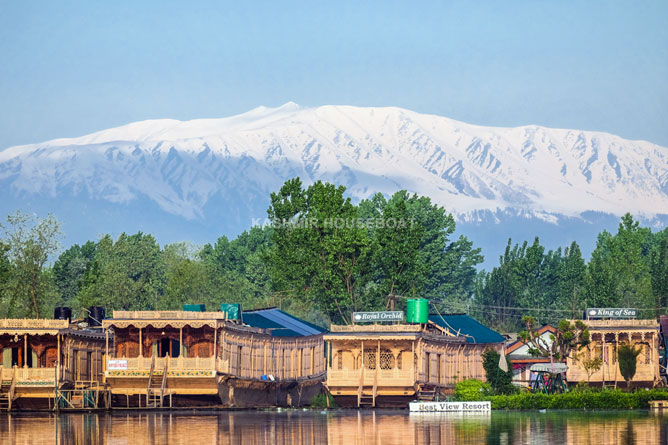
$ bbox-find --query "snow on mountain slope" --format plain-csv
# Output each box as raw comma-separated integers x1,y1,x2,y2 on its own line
1,103,667,229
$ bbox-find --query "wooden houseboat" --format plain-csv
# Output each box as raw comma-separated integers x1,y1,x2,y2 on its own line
566,318,660,387
324,312,504,408
102,307,327,408
0,312,107,410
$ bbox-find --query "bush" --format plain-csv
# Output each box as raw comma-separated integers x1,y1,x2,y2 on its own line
487,388,668,410
309,391,337,409
454,379,493,401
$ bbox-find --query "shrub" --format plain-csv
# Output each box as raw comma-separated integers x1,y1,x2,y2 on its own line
487,388,668,410
482,348,515,395
309,391,338,409
454,379,493,401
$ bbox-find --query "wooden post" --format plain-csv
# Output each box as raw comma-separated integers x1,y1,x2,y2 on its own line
57,334,61,383
179,327,183,364
139,328,143,358
213,327,218,363
24,334,28,368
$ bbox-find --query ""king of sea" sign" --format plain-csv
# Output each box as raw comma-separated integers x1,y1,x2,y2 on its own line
586,308,637,319
353,311,403,322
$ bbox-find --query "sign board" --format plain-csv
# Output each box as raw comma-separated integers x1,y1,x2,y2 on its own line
586,308,637,319
409,401,491,412
108,359,128,370
353,311,403,323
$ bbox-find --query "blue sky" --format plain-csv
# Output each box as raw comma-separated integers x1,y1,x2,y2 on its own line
1,1,667,149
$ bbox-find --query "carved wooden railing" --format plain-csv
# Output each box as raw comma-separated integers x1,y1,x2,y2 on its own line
9,367,16,409
113,356,215,372
328,368,413,386
147,355,155,393
160,359,168,399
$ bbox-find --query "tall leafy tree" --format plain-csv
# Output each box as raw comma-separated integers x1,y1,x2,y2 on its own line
53,241,97,307
556,241,587,319
0,211,61,318
267,179,372,323
650,234,668,315
78,232,165,311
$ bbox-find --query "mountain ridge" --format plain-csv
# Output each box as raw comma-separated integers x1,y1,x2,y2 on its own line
1,103,667,266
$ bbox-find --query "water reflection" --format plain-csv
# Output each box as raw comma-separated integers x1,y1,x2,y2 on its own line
1,410,667,444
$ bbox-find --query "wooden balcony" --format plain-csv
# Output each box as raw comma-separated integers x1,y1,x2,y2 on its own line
327,368,414,388
0,366,57,384
107,356,215,375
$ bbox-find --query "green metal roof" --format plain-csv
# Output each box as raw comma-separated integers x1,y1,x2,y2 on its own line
242,308,327,337
428,313,505,344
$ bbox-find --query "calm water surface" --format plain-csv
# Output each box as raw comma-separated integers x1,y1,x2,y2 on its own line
1,410,667,445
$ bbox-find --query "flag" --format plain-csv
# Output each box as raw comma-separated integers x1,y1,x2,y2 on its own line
499,347,509,372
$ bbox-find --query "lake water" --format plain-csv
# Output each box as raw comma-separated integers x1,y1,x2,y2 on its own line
1,409,666,444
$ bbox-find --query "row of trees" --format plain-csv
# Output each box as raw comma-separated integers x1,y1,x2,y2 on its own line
1,177,667,331
0,178,482,325
474,214,668,331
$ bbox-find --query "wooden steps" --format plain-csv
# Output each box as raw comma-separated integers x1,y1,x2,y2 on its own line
0,393,10,410
417,386,437,402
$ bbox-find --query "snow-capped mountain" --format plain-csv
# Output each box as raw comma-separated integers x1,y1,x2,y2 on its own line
1,103,667,262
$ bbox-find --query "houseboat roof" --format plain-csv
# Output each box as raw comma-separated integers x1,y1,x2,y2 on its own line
241,308,327,337
428,314,505,344
0,318,69,335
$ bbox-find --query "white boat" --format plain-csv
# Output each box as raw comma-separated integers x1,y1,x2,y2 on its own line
409,400,491,412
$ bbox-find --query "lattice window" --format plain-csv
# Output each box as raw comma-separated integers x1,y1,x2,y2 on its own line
379,349,395,370
364,349,376,369
646,345,651,365
337,352,343,370
397,352,402,370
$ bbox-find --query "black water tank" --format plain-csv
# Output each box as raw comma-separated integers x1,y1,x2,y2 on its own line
88,306,105,326
54,307,72,322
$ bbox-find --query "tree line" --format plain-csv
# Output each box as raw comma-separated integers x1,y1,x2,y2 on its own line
474,213,668,331
1,177,667,331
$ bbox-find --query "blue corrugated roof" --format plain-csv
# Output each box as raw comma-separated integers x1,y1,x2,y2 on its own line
429,314,504,344
242,308,327,337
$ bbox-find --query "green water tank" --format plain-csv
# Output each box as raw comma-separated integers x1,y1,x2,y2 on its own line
413,298,429,323
220,303,242,320
406,299,416,323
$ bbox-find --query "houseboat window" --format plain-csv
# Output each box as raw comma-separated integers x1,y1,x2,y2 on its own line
158,338,180,358
337,352,343,370
646,344,651,364
364,349,376,370
379,349,395,370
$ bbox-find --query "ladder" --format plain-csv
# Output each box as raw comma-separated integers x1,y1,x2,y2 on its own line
357,367,377,408
0,367,16,411
147,357,167,408
417,385,437,401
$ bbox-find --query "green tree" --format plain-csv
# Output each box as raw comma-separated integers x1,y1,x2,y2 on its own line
557,241,587,319
519,316,590,361
53,241,96,307
481,348,515,395
617,343,642,389
267,178,372,323
586,214,653,313
78,232,165,311
572,348,602,385
0,211,61,318
650,234,668,315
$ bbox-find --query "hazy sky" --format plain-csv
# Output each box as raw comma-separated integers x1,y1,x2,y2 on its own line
1,1,667,149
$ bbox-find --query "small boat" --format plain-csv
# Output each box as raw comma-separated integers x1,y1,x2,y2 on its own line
409,400,491,412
